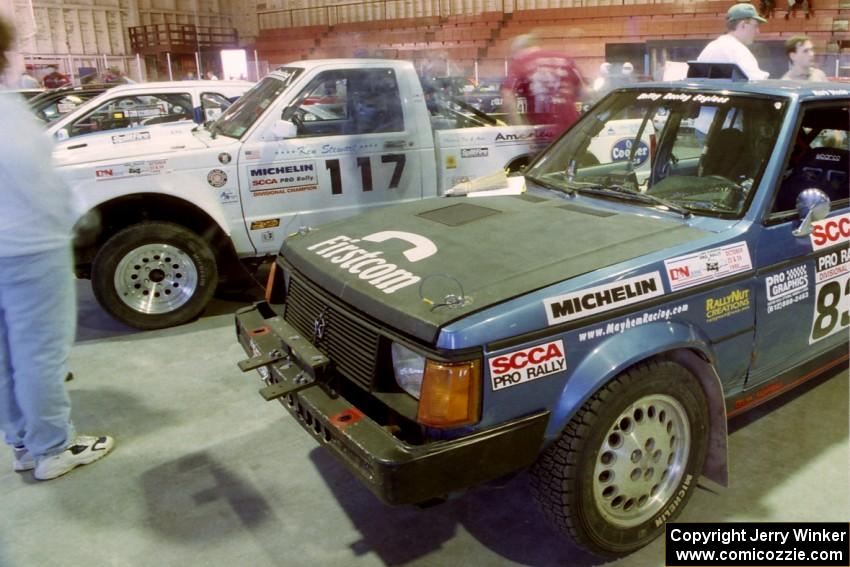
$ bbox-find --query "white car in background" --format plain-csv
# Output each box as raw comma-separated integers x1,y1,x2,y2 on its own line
47,80,253,143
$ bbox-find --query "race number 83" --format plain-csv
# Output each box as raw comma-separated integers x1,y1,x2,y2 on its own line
810,272,850,344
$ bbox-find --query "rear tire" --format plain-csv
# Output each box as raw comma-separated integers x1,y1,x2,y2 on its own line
91,221,218,330
530,358,709,557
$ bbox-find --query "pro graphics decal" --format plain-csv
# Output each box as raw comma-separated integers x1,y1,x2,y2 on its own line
544,272,665,326
489,340,566,391
664,241,752,292
810,212,850,252
765,264,809,314
810,247,849,344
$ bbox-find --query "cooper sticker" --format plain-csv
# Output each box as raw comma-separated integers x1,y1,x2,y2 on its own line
207,169,228,188
250,218,280,230
705,288,750,323
664,241,752,291
766,264,809,314
578,304,689,343
810,247,850,344
489,340,566,391
810,213,850,252
94,159,167,181
249,161,317,193
544,271,665,326
461,148,489,158
111,131,150,145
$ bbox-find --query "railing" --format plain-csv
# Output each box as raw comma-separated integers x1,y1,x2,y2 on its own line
129,24,239,53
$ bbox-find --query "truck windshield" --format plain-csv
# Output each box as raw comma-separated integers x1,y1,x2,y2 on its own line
212,67,304,139
526,90,787,218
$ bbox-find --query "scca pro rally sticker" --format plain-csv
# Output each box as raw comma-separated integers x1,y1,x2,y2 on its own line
664,241,752,292
489,340,566,391
810,212,850,252
544,272,664,326
810,247,850,344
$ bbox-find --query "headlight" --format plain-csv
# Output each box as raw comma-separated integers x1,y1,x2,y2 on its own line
391,343,426,399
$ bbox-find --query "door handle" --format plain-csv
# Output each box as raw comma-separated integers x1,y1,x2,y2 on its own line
383,140,406,150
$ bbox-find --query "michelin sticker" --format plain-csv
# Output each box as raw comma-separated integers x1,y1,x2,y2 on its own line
489,340,566,391
810,247,850,344
306,231,437,294
664,241,752,292
810,212,850,252
111,131,151,145
705,289,750,323
766,264,809,314
249,161,318,196
544,271,665,326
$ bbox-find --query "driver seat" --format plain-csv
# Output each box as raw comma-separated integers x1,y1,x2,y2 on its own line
701,128,753,181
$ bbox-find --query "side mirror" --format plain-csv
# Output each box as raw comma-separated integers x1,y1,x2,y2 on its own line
55,128,69,141
271,119,297,140
792,188,830,237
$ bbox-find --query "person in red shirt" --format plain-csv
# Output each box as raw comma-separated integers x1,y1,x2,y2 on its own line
42,66,70,89
501,34,585,137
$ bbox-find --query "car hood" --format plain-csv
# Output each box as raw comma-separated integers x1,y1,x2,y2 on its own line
53,122,205,167
282,195,708,343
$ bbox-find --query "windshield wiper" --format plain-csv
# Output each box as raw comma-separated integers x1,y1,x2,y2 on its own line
525,174,576,196
579,183,692,218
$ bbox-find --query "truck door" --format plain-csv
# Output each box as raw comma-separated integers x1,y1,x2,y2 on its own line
239,67,423,254
748,102,850,389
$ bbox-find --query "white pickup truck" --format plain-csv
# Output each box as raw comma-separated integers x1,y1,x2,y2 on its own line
57,59,556,329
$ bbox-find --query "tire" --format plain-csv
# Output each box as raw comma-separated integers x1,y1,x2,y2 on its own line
530,358,709,557
91,221,218,330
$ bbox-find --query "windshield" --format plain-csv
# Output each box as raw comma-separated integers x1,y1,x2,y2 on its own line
212,67,303,138
526,89,787,217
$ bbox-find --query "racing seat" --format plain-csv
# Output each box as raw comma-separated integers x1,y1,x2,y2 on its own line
701,127,753,181
774,147,850,212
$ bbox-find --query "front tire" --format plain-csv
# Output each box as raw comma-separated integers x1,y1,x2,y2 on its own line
530,358,709,557
91,221,218,330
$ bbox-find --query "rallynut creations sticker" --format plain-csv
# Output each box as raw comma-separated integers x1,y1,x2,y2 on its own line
488,340,566,391
664,241,752,292
809,247,850,344
544,271,665,326
704,288,750,323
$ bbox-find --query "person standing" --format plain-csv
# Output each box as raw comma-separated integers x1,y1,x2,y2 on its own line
501,33,584,137
19,70,39,88
0,17,114,481
782,35,827,80
41,65,71,88
697,3,770,80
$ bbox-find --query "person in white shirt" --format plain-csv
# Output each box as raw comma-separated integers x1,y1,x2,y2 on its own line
781,35,827,81
697,3,769,80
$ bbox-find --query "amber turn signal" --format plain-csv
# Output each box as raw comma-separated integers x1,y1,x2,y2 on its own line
416,359,481,428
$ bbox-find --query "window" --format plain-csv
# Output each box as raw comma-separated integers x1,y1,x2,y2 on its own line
65,93,193,138
201,92,234,123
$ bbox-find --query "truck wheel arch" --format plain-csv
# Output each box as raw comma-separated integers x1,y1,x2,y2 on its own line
505,154,531,173
548,322,729,487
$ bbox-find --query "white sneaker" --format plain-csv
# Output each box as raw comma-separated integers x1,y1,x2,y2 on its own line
33,435,114,481
12,446,35,472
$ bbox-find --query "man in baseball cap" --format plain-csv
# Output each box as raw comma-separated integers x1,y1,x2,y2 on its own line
696,2,769,79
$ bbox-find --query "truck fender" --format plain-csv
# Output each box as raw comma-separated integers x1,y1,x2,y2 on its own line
548,320,729,486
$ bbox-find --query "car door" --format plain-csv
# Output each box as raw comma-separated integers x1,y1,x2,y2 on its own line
748,101,850,388
238,67,422,255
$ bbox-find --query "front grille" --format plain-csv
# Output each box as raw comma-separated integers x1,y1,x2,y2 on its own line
284,275,380,390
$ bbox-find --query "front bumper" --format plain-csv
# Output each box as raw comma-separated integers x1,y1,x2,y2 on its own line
235,302,549,506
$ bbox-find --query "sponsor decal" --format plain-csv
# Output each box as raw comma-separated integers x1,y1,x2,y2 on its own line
766,264,809,314
545,272,665,326
306,231,437,294
56,102,78,113
461,147,489,159
245,150,261,161
445,155,457,169
494,129,555,146
250,218,280,230
578,303,689,343
489,340,566,391
249,161,317,193
111,131,151,145
812,88,850,96
261,231,274,242
218,152,232,164
810,212,850,252
207,169,228,188
611,138,649,166
637,92,729,104
664,242,752,291
94,159,167,181
705,288,750,323
219,190,238,204
810,247,850,344
126,104,166,118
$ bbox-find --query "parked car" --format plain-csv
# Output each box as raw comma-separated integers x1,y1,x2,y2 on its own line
28,84,112,123
235,70,849,558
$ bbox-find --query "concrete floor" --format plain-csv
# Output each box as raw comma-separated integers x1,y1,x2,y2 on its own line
0,281,847,567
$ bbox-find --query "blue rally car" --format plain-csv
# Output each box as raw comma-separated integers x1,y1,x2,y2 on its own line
235,68,849,557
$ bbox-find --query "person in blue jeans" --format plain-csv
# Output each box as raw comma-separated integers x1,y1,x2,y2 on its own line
0,18,114,480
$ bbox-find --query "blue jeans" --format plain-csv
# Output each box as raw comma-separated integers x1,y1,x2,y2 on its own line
0,247,76,458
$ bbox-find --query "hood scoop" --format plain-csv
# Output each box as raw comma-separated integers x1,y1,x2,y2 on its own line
417,203,501,226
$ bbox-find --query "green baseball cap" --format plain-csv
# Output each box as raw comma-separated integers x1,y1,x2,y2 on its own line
726,2,768,23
